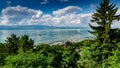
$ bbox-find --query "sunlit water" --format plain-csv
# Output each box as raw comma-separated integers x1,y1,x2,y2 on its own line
0,29,91,44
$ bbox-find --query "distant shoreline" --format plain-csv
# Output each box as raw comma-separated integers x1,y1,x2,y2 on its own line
47,36,94,45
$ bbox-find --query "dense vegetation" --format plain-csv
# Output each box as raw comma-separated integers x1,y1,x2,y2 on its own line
0,0,120,68
0,34,81,68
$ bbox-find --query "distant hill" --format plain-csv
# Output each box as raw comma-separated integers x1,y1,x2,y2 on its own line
0,25,89,30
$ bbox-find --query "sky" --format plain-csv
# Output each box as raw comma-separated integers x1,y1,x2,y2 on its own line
0,0,120,27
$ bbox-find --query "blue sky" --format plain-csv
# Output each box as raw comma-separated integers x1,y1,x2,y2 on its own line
0,0,101,14
0,0,120,26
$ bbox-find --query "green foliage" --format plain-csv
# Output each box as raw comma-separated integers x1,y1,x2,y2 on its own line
4,34,34,54
1,0,120,67
36,43,80,68
90,0,120,44
93,49,120,68
78,37,120,68
1,33,120,68
18,34,34,52
106,49,120,68
35,44,63,67
110,29,120,43
62,46,79,68
89,0,120,63
0,43,7,66
3,52,49,68
80,46,97,68
5,34,20,55
1,41,81,68
0,34,35,66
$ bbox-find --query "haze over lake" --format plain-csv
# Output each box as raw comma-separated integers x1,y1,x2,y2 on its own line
0,25,91,44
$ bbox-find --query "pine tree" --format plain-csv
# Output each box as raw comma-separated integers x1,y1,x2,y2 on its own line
89,0,120,63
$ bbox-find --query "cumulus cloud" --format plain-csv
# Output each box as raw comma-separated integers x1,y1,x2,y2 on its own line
1,5,43,25
53,6,82,16
0,5,91,26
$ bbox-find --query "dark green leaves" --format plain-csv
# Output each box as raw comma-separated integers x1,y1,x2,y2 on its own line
89,0,120,64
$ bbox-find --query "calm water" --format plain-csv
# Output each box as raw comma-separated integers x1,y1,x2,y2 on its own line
0,29,91,44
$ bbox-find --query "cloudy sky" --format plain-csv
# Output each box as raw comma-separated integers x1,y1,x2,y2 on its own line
0,0,120,27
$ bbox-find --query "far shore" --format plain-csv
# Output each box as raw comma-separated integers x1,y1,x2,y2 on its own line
44,36,95,45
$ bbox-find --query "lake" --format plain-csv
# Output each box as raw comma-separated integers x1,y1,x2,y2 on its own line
0,26,92,44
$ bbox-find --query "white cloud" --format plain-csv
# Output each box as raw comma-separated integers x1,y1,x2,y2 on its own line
29,14,53,25
52,6,90,26
116,9,120,14
53,6,82,16
1,5,43,25
41,0,49,5
51,13,91,26
0,5,91,26
111,9,120,28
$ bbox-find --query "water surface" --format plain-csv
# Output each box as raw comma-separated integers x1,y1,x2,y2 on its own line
0,29,91,44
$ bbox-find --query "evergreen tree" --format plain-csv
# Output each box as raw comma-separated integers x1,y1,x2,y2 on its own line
5,34,20,55
89,0,120,63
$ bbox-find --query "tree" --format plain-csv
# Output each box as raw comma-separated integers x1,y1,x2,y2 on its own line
89,0,120,63
18,34,34,52
5,34,20,55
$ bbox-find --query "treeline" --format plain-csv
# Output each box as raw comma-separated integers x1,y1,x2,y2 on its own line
0,34,82,68
0,30,120,68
